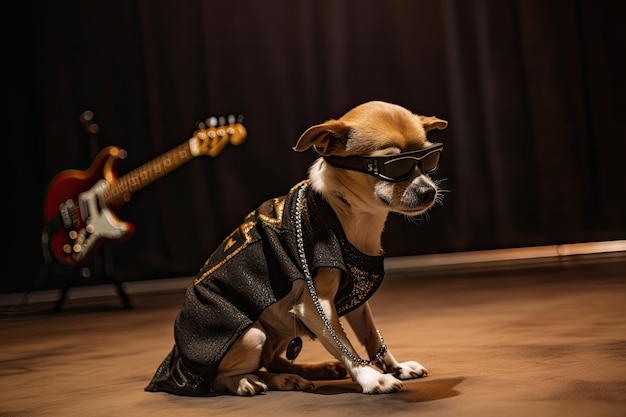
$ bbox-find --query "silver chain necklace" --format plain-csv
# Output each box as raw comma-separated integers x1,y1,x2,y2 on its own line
294,184,387,366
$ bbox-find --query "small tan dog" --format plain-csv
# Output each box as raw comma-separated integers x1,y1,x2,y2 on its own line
146,100,448,396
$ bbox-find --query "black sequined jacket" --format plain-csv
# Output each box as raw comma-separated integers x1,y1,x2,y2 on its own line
145,180,385,396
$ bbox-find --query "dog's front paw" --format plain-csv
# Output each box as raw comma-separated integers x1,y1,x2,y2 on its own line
394,361,428,380
358,368,403,394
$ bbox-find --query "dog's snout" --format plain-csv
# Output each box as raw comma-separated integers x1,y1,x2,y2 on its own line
417,186,436,204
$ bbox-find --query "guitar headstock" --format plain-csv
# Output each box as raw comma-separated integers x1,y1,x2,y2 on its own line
192,114,247,157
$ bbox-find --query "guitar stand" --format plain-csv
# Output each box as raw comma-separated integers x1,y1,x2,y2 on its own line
28,258,133,313
26,229,133,313
55,261,133,312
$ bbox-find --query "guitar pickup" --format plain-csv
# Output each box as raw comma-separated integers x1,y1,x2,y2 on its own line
59,199,77,229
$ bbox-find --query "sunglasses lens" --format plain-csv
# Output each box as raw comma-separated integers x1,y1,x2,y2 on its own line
382,148,442,179
383,159,416,180
421,151,441,173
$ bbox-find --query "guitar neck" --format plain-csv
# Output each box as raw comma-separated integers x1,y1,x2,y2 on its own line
103,140,196,207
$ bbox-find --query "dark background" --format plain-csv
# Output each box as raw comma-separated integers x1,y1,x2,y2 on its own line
6,0,625,294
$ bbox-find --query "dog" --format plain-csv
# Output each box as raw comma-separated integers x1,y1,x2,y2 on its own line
146,100,448,396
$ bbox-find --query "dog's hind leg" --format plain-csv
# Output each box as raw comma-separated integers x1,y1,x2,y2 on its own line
210,323,314,395
266,356,347,380
251,371,315,392
210,324,269,396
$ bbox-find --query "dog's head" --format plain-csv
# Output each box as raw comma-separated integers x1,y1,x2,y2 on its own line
293,101,448,217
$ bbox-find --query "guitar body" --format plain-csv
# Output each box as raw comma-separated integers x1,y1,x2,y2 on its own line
44,146,134,266
42,115,246,266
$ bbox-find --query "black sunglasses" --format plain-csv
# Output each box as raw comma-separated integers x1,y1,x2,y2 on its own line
323,143,444,182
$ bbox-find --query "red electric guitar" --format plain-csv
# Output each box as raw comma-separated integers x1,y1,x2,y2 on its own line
42,115,246,266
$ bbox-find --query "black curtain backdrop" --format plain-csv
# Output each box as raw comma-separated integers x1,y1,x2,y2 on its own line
6,0,625,293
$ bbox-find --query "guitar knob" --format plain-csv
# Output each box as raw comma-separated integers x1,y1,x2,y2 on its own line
80,110,94,123
87,123,99,134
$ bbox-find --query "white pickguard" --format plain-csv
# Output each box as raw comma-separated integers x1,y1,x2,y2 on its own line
72,179,130,262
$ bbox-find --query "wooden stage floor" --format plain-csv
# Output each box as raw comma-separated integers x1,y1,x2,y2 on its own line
1,254,625,417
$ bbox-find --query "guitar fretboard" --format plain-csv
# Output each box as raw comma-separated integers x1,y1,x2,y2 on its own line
103,141,194,206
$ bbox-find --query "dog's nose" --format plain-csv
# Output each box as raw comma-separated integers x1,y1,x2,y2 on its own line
417,187,436,204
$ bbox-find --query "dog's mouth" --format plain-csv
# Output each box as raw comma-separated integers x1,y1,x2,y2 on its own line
378,195,436,216
375,181,438,215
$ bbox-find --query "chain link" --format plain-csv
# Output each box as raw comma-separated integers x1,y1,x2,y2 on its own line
294,185,387,367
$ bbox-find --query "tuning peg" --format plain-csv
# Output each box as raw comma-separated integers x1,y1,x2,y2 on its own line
207,116,218,128
229,122,247,146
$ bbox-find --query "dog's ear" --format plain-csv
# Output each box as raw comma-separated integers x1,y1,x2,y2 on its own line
292,120,351,155
419,115,448,132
